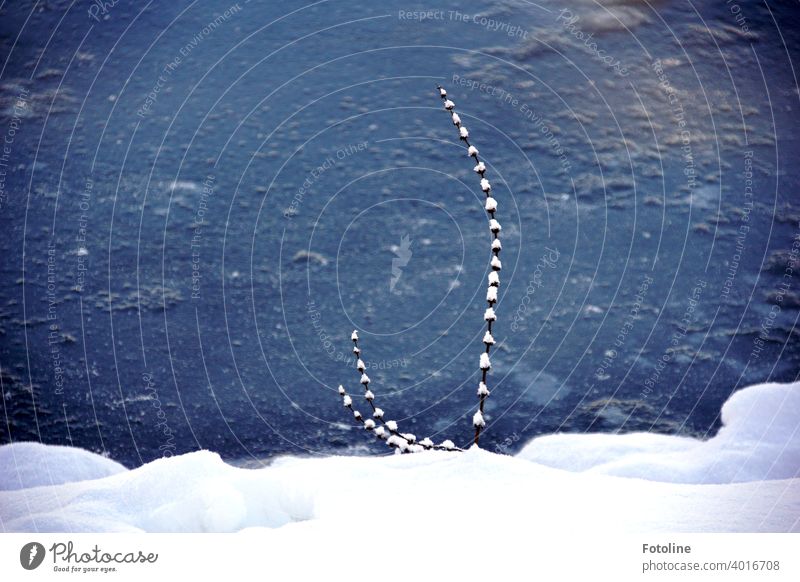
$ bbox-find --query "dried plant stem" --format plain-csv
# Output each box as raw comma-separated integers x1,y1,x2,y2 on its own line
436,85,501,447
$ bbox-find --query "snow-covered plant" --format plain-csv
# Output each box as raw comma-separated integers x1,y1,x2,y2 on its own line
334,86,502,452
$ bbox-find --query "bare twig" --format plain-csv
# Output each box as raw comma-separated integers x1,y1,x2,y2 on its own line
436,85,501,446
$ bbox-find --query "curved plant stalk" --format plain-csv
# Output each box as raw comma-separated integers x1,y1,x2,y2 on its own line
333,85,500,452
436,85,502,446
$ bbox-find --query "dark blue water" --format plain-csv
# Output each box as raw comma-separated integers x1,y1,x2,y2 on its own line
1,0,798,467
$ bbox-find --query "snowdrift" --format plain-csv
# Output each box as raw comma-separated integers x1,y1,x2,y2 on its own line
1,381,798,533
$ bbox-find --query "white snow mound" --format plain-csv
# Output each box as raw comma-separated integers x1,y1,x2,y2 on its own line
518,380,800,483
0,381,798,533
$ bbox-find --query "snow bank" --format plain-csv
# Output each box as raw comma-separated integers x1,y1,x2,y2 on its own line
0,382,798,533
0,442,126,491
518,381,800,483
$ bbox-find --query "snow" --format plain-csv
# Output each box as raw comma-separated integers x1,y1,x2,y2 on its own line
519,380,800,484
491,256,502,270
484,307,497,321
489,218,501,233
467,145,479,157
480,178,491,192
485,197,497,212
360,373,370,385
492,239,502,251
473,410,486,428
451,112,461,125
372,408,384,419
459,126,469,138
443,99,455,110
364,390,374,401
356,359,365,371
488,271,500,286
337,385,346,395
479,353,491,370
350,330,358,341
364,419,376,430
483,331,495,345
478,382,490,396
474,162,486,173
0,442,125,491
385,420,398,432
342,395,352,407
0,381,798,534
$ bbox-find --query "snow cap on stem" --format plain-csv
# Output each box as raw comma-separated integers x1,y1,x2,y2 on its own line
351,330,359,342
473,410,486,428
480,352,491,370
